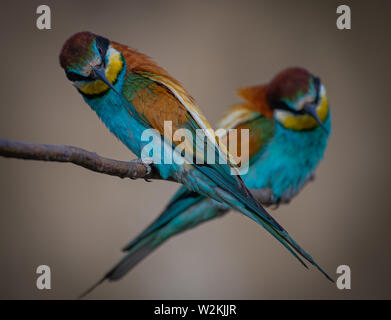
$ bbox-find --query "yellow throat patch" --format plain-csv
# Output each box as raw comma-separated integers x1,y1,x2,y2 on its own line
77,48,123,95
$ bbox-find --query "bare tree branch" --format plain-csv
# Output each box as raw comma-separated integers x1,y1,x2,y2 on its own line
0,138,278,204
0,138,167,181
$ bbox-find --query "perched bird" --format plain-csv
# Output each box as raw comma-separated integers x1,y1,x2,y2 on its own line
83,68,331,294
59,32,331,295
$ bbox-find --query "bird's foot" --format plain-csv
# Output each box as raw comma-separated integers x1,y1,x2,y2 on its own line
130,158,154,181
271,198,282,209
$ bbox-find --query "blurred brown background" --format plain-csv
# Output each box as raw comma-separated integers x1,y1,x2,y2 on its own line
0,0,390,299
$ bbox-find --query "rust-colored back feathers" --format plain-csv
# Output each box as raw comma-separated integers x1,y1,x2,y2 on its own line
237,85,273,118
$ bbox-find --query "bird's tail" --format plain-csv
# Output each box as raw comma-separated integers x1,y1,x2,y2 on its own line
79,187,227,299
78,234,158,299
239,204,333,281
196,164,333,282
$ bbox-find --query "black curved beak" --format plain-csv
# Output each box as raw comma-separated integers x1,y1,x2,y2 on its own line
91,66,119,95
303,103,328,133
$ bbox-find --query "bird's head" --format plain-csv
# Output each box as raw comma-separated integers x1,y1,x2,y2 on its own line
267,67,329,132
238,67,329,132
59,31,124,96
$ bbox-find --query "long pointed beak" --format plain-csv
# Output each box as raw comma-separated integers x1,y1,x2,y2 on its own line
303,103,328,133
91,66,120,95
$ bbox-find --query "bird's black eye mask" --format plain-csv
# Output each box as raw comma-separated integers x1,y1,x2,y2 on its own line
65,36,110,82
313,76,321,104
66,71,91,82
270,100,299,114
95,35,109,66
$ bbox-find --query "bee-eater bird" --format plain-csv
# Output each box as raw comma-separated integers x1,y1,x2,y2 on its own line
59,32,331,295
79,67,331,296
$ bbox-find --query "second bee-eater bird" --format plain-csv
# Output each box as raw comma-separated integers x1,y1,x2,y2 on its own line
80,67,331,296
59,32,331,293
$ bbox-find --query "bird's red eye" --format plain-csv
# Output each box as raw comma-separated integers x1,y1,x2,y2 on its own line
98,48,105,67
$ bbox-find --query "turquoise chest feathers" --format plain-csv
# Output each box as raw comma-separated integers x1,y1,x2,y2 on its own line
82,61,148,157
244,113,331,200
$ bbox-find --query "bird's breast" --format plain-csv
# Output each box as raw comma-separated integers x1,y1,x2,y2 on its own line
243,114,331,199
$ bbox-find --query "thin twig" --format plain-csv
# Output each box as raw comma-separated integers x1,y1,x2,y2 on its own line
0,138,274,203
0,138,165,181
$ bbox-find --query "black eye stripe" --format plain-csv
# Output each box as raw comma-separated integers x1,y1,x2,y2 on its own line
271,101,305,115
96,36,109,59
65,71,91,82
313,77,321,104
